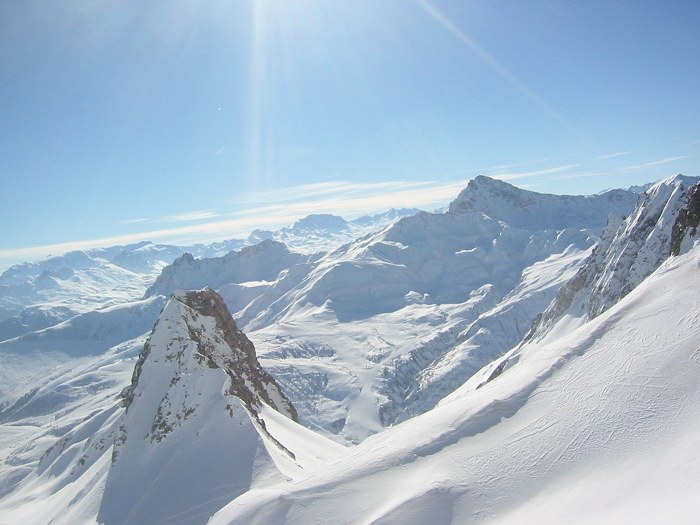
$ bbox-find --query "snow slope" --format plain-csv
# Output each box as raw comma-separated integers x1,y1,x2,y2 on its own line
530,174,700,339
209,243,700,525
0,296,166,414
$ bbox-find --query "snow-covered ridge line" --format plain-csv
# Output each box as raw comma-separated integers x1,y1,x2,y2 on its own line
527,174,700,340
210,244,700,525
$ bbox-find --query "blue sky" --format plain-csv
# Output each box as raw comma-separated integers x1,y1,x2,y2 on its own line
1,0,699,268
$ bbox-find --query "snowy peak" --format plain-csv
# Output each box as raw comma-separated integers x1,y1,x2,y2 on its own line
448,175,637,230
530,174,700,338
289,213,349,232
100,288,297,524
122,288,297,426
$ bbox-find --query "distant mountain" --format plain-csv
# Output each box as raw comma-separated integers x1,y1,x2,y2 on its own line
141,177,639,440
449,175,636,230
248,208,421,253
3,175,699,524
144,240,316,299
0,210,416,340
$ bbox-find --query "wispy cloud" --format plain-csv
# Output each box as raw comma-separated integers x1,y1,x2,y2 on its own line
487,163,582,181
616,155,692,173
120,209,221,225
251,180,435,204
598,150,633,160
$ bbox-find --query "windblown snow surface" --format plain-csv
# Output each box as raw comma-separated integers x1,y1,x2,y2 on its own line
0,176,698,524
209,244,700,525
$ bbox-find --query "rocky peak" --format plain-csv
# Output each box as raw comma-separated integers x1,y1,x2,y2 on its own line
671,180,700,255
122,288,297,428
101,288,298,524
177,288,298,420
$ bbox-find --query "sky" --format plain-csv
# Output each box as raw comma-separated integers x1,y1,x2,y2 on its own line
1,0,699,269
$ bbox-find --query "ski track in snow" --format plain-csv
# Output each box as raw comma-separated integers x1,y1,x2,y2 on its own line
209,246,700,525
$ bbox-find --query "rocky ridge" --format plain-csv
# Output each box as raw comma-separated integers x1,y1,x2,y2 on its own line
99,288,298,525
526,174,700,341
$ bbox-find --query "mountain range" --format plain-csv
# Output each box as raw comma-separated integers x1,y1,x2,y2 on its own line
0,175,698,524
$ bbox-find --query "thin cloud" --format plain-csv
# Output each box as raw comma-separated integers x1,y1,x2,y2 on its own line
598,150,633,160
120,209,221,226
252,180,435,204
162,210,220,223
487,163,582,181
616,155,691,173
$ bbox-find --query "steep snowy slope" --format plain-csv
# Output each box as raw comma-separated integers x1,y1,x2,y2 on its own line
210,241,700,525
0,336,143,524
529,174,700,340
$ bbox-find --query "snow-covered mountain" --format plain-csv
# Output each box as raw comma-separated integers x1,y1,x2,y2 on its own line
0,289,341,525
1,174,699,524
99,289,299,525
248,209,421,253
0,210,418,342
160,177,637,440
210,238,700,525
528,174,700,340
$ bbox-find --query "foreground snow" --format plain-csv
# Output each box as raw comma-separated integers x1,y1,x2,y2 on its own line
209,246,700,525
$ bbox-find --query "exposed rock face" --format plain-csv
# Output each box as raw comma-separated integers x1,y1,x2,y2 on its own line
120,288,297,448
100,288,297,525
671,181,700,255
529,175,700,340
